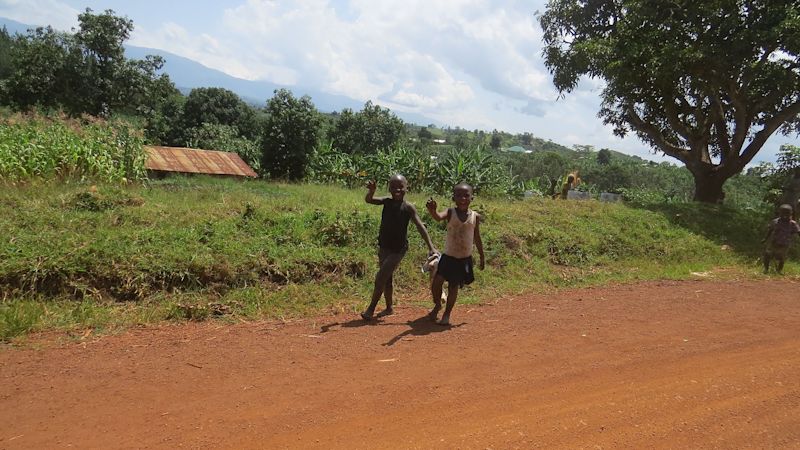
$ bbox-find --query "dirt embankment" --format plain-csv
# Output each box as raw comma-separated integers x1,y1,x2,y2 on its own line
1,279,799,449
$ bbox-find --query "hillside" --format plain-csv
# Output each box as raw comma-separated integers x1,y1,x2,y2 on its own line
1,176,790,341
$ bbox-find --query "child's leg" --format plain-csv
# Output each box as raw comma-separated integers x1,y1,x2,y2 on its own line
383,276,394,309
763,252,771,273
376,276,394,317
362,249,404,319
429,274,446,320
776,257,785,274
438,284,460,326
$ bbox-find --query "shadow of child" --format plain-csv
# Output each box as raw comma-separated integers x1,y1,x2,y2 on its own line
383,315,464,346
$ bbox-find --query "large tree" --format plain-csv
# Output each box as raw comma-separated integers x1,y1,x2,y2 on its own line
260,89,321,180
0,27,14,80
2,9,173,117
180,87,259,141
73,8,133,115
328,101,405,154
2,26,74,111
540,0,800,202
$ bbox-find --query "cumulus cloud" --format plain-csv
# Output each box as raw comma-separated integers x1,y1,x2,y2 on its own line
130,21,282,81
517,100,547,117
220,0,554,109
2,0,795,162
0,0,79,31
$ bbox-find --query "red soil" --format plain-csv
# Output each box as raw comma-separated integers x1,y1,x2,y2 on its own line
1,280,799,449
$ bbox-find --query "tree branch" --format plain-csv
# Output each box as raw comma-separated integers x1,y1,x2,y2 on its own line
692,92,714,157
741,45,777,90
663,100,693,142
723,79,751,154
625,105,691,161
740,100,800,168
709,92,733,163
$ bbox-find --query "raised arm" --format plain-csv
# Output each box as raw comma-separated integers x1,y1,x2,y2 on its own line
474,213,485,270
364,180,385,205
425,198,449,222
408,204,437,255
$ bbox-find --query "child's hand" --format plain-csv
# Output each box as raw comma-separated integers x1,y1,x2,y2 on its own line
426,197,437,211
366,180,376,192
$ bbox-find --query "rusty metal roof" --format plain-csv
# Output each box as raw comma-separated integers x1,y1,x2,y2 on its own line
145,146,257,178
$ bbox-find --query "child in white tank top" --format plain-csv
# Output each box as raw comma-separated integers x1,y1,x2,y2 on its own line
425,183,485,326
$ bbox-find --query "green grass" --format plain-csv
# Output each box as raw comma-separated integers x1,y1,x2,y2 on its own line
1,176,796,342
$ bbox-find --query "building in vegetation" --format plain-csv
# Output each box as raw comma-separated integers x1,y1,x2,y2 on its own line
144,146,257,178
503,145,533,154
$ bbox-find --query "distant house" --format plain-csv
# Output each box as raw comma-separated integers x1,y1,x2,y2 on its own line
503,145,533,154
432,139,447,144
145,146,257,178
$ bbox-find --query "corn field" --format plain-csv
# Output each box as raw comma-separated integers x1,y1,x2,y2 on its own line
308,144,523,197
0,114,147,183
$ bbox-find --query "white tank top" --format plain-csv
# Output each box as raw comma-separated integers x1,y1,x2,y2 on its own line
444,208,476,258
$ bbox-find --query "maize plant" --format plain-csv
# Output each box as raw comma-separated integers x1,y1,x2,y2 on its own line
0,114,147,183
431,147,522,196
308,143,520,197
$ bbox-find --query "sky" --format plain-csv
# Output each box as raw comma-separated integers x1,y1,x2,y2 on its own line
1,0,797,164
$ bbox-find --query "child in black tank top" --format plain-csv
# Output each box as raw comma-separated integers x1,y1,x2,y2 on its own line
361,174,437,320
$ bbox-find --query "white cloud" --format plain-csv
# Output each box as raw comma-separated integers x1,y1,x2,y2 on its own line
130,22,282,81
220,0,552,109
0,0,79,30
1,0,796,163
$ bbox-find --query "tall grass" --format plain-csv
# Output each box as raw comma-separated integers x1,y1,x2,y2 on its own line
0,113,147,183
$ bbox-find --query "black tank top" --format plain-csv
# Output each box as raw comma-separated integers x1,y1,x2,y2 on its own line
378,199,412,251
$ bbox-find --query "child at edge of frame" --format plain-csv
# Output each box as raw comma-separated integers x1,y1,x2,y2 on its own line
360,174,437,321
425,182,485,326
762,203,800,274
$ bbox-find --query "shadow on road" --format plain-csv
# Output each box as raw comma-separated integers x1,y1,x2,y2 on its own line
318,315,464,346
383,315,464,347
319,317,377,334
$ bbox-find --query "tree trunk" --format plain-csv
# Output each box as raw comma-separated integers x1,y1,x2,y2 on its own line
690,168,728,203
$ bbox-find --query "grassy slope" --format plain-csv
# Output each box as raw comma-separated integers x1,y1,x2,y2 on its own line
1,176,795,341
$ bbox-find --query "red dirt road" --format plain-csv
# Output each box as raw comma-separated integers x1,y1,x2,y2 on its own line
2,280,799,449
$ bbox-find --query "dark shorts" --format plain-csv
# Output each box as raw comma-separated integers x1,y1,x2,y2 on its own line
437,253,474,287
374,247,407,287
765,243,789,260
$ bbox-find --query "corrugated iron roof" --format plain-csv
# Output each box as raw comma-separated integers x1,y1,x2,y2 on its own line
145,146,257,178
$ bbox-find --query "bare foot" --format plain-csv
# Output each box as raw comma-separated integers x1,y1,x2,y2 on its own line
376,308,394,318
428,305,441,322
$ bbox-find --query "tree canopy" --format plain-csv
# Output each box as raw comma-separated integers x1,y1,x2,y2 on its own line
2,8,172,117
540,0,800,202
181,87,259,140
261,89,321,180
328,101,405,154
